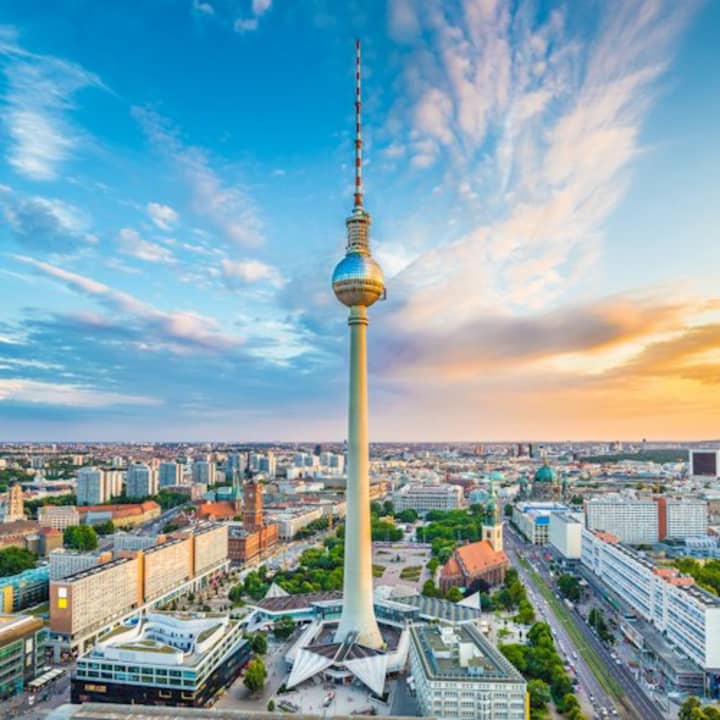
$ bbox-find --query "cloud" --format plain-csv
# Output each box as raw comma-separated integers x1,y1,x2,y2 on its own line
221,258,284,288
0,27,104,180
15,255,240,352
252,0,272,16
133,108,264,247
117,227,175,264
2,191,94,252
192,0,214,15
147,202,179,230
0,378,159,408
385,0,698,324
234,18,258,32
388,0,421,42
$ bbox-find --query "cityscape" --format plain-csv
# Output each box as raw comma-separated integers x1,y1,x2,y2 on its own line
0,2,719,720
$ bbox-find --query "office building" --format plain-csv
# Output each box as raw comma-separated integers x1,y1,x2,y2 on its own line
71,612,250,707
274,507,325,540
409,623,527,720
393,483,464,513
0,614,47,699
77,467,106,506
38,505,80,530
512,502,569,545
582,528,720,689
158,462,183,488
0,566,49,613
142,535,193,602
549,512,583,559
190,523,228,576
690,449,720,480
126,463,157,498
585,496,708,544
49,549,113,580
256,453,276,477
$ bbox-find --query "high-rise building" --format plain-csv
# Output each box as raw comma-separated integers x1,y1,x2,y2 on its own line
331,40,385,649
256,453,276,477
126,462,157,498
158,461,183,488
103,469,124,499
191,460,216,486
76,467,106,506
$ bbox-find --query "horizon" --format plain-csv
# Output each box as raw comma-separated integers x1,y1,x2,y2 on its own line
1,0,719,441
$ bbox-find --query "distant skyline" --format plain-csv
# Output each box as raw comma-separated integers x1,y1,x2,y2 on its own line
1,0,719,442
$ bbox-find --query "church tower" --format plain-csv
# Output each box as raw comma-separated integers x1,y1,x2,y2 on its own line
482,479,503,552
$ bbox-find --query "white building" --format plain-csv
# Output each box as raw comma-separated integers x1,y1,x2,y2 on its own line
38,505,80,531
393,483,464,513
103,469,124,499
158,462,183,488
272,507,325,540
665,499,708,539
49,548,110,580
126,462,157,498
512,502,569,545
581,528,720,678
549,512,583,559
76,467,106,506
409,623,527,720
585,497,659,545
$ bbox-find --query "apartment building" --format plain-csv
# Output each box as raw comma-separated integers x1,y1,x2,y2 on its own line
190,523,228,576
582,528,720,687
142,536,193,601
49,549,113,580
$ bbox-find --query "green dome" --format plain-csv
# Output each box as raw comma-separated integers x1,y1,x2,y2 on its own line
534,464,556,483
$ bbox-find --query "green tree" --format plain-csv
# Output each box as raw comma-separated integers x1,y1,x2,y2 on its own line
94,520,115,536
558,574,581,602
427,557,439,573
267,699,275,711
273,615,296,640
527,679,551,710
445,587,463,603
679,697,703,720
63,524,98,551
500,643,528,673
422,579,440,598
243,658,267,695
396,508,418,523
0,546,37,578
250,633,268,654
514,599,536,625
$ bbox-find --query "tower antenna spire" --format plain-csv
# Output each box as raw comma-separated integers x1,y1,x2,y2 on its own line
353,38,363,211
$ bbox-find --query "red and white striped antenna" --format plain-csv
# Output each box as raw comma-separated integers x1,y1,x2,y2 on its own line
353,39,363,211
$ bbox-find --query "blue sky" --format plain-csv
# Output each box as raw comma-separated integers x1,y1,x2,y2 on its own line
0,0,718,441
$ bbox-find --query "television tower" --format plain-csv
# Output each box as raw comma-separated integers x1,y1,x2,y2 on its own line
332,39,384,649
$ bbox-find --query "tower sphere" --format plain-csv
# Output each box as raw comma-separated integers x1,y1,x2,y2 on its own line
332,252,385,308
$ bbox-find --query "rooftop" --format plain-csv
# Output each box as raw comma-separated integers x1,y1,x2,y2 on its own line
411,623,524,683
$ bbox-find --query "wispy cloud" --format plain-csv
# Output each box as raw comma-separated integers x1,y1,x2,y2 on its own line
221,258,284,288
15,255,240,353
0,378,159,408
235,0,273,33
133,107,264,247
117,227,175,264
147,202,179,230
191,0,214,16
385,0,698,327
0,25,104,180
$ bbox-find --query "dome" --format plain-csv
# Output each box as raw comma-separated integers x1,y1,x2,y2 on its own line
534,464,556,483
332,252,385,307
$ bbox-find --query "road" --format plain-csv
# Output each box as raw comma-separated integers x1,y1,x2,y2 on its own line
506,524,665,720
503,526,616,719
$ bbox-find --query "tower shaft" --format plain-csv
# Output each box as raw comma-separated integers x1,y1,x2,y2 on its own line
335,306,382,648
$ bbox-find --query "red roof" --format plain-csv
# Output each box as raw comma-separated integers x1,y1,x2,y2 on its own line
197,501,236,520
443,540,508,579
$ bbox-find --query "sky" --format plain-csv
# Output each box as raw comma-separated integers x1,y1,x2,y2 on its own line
0,0,719,442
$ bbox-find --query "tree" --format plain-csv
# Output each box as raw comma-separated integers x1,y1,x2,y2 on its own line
250,633,268,654
94,520,115,536
63,524,98,551
445,587,463,603
422,579,440,598
427,557,439,573
0,546,37,578
527,679,551,710
396,508,418,523
243,658,267,695
514,599,535,625
558,574,581,602
273,615,296,640
267,699,275,711
500,643,528,673
679,697,704,720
